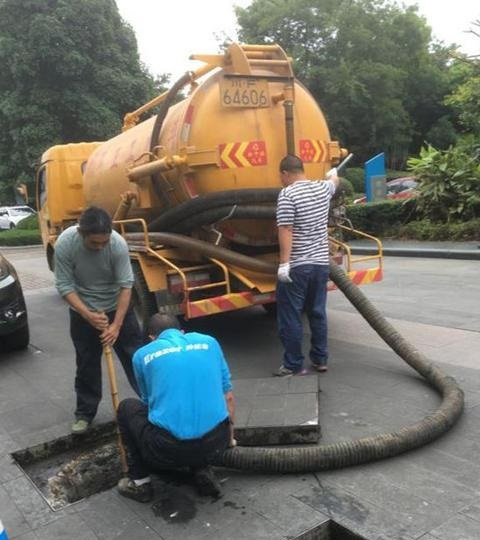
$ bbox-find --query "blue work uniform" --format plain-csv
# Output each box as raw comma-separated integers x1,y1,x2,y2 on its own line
133,328,232,440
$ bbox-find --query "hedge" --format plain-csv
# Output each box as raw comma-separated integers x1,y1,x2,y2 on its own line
346,198,417,236
345,199,479,240
17,214,40,230
343,167,364,193
395,219,480,241
0,228,42,246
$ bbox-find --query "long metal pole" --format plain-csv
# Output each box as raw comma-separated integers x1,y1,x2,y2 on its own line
103,344,129,475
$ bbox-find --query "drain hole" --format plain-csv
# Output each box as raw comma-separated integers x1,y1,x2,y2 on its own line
295,520,370,539
11,422,120,510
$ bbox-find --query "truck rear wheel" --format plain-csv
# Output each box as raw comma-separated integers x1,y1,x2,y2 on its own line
131,262,157,334
262,302,277,317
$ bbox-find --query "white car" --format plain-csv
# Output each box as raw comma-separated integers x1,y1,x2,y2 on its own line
0,206,36,229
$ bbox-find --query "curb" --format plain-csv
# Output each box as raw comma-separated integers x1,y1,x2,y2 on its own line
351,246,480,261
0,244,43,250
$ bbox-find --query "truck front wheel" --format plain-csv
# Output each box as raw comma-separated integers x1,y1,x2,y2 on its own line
131,262,157,334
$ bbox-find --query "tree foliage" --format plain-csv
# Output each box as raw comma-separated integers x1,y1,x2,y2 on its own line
235,0,455,166
444,21,480,137
0,0,160,203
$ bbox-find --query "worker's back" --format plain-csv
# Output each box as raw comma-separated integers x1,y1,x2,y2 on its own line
132,329,231,440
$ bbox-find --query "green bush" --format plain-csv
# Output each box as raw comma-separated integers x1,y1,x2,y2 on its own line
17,214,39,230
346,198,417,236
0,228,42,245
407,142,480,222
395,219,480,241
343,167,365,193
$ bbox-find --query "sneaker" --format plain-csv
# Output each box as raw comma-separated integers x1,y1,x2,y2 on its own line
71,418,90,434
193,466,222,497
117,477,154,503
312,363,328,373
273,365,308,377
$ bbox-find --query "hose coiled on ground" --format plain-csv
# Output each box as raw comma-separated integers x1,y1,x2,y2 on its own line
221,261,464,472
128,231,464,472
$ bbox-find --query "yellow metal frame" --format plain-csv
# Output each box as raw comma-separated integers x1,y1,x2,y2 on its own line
329,224,383,274
114,218,231,319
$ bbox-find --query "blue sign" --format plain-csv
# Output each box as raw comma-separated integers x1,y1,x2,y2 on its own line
365,153,386,202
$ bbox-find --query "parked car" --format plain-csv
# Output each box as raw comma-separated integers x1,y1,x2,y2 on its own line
353,177,418,204
0,206,37,229
0,251,29,351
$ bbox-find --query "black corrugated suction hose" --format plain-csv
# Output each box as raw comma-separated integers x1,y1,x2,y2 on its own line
128,230,464,472
148,189,280,232
222,261,464,472
170,205,276,234
125,232,277,274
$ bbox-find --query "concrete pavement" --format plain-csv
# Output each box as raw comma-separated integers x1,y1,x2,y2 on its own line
0,247,480,539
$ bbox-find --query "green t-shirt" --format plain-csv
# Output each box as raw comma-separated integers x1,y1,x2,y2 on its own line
54,226,134,312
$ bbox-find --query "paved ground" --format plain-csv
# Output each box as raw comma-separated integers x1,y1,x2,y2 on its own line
1,246,480,539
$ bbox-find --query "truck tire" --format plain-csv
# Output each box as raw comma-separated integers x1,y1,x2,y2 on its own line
262,303,277,316
131,262,157,333
3,324,29,351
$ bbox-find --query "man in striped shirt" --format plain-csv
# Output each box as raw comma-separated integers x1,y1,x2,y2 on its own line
274,154,339,376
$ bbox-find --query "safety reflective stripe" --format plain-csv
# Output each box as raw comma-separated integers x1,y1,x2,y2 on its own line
219,141,267,168
186,267,382,317
329,267,383,291
187,291,276,318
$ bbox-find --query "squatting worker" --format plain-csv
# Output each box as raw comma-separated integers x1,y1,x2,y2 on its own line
274,154,339,377
54,206,143,434
116,313,236,503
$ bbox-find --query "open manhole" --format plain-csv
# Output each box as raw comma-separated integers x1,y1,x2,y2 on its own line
11,422,122,510
12,425,372,538
295,520,370,540
11,420,319,511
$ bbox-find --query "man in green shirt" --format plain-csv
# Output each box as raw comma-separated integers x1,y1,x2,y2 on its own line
54,206,143,434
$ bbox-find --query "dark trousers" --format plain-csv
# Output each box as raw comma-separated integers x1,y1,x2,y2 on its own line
70,308,143,421
117,398,230,480
276,264,329,371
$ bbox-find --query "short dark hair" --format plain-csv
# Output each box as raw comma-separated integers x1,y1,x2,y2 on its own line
148,312,180,337
279,154,304,174
78,206,112,235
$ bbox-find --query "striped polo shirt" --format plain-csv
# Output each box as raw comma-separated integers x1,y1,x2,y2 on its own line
276,179,336,267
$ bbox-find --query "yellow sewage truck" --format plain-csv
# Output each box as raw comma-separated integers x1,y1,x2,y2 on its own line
36,43,383,327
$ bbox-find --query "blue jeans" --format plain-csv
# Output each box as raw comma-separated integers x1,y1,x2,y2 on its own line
276,264,329,371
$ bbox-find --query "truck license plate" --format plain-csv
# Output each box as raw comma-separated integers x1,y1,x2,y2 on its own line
220,77,270,108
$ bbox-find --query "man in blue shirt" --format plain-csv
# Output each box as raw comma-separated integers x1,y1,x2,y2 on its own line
117,313,236,502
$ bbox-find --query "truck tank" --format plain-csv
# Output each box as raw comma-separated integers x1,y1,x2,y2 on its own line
83,43,345,246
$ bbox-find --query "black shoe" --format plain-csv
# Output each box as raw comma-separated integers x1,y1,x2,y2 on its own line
193,466,222,497
117,477,154,503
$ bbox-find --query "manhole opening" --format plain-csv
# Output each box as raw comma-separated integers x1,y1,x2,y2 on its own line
11,422,121,510
295,520,370,540
12,424,368,538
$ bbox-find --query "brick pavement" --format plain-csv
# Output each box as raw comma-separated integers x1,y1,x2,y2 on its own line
1,249,479,539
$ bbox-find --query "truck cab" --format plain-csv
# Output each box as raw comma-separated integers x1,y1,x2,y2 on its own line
36,142,102,269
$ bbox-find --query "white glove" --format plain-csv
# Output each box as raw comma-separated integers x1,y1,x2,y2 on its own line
326,167,338,179
277,262,292,283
